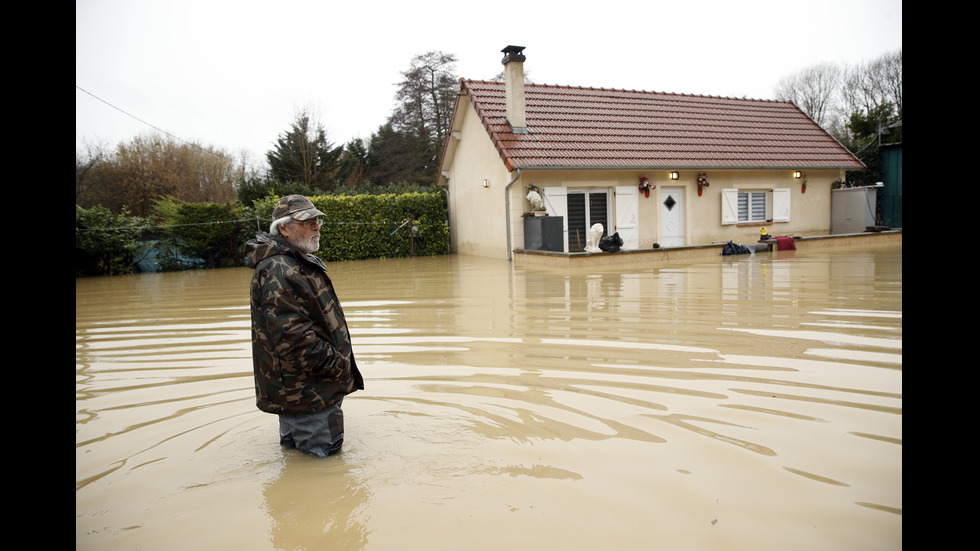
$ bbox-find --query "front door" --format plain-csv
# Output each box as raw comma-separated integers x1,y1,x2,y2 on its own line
659,187,685,247
615,185,639,249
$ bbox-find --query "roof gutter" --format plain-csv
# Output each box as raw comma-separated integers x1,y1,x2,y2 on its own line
508,164,866,171
504,167,521,261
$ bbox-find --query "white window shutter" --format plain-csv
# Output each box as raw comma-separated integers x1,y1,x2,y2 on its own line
721,189,738,225
772,188,791,222
542,187,568,252
614,186,639,249
542,187,566,218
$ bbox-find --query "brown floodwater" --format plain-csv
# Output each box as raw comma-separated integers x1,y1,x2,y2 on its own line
76,244,902,550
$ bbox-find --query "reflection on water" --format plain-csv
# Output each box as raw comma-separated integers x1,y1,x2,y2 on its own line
76,245,902,550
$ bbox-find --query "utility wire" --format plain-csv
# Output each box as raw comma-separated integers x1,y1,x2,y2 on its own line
75,218,254,233
76,218,408,233
76,85,230,159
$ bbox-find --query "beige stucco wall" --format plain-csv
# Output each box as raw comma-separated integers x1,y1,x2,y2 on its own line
681,169,841,245
513,169,841,249
442,99,848,260
443,97,515,258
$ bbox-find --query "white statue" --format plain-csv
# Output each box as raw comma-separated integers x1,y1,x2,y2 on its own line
526,190,546,214
584,223,603,253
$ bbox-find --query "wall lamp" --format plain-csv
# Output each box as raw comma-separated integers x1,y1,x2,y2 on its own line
668,171,679,180
483,178,489,188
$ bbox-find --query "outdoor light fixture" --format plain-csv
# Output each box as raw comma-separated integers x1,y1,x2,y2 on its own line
669,171,679,180
793,171,803,179
483,178,489,188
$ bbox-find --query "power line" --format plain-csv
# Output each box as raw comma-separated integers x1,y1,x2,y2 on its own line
76,85,230,159
75,218,406,233
75,218,254,233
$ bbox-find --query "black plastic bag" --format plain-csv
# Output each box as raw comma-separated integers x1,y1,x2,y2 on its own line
721,240,751,256
598,232,624,252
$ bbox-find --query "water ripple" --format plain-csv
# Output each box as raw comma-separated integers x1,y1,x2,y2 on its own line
76,248,902,551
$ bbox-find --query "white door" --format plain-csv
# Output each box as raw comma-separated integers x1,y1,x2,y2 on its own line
659,187,685,247
615,185,639,249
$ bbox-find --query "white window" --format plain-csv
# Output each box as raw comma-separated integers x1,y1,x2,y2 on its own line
722,188,790,224
739,191,767,222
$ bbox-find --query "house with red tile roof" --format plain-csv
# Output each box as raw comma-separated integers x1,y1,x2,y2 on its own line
437,46,865,260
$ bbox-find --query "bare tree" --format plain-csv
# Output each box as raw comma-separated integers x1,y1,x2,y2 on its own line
879,50,902,115
186,144,238,204
76,138,109,205
387,51,459,183
234,147,264,181
841,49,902,118
78,133,237,215
774,50,902,142
392,51,458,145
774,62,844,129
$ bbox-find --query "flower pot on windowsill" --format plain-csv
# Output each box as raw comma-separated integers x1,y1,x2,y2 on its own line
533,211,547,217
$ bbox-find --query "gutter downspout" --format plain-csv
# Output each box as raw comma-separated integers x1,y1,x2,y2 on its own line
504,168,521,261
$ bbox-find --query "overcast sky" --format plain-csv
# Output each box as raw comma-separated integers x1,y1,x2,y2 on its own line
76,0,902,168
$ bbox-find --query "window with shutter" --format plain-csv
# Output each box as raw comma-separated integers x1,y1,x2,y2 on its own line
722,188,791,224
738,191,767,222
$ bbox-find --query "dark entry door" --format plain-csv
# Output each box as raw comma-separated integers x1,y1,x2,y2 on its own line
566,190,608,252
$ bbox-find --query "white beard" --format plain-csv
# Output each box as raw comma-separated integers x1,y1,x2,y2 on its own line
289,232,320,254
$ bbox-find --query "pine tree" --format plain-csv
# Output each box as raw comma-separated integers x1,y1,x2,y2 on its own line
266,110,342,191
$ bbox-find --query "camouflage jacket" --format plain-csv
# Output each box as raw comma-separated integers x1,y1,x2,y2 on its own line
245,232,364,415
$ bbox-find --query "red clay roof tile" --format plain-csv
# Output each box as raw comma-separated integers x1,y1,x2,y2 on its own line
453,79,865,172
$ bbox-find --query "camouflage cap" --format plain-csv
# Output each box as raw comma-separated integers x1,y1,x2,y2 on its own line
272,195,326,221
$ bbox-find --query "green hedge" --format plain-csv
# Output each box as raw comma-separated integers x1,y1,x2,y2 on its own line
252,191,450,262
75,205,152,277
153,197,248,269
75,192,450,277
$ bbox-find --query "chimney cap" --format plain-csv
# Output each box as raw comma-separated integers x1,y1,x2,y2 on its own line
501,45,526,64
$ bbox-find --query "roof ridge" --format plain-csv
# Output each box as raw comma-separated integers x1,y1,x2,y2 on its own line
461,78,788,104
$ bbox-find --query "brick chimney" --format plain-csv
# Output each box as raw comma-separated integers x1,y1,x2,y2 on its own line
501,45,527,134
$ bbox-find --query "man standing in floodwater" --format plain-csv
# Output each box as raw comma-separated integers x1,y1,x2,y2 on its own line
244,195,364,457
